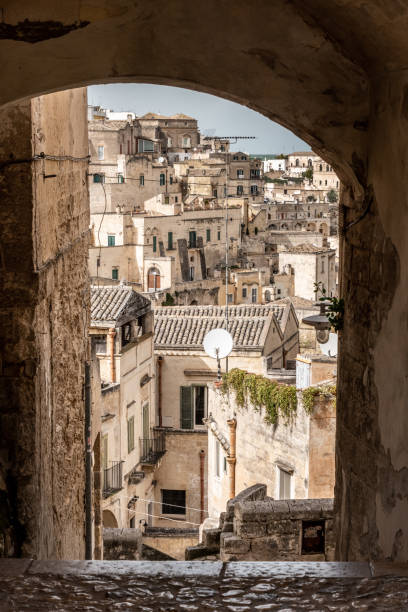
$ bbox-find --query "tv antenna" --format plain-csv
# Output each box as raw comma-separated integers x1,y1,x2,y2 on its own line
203,329,233,380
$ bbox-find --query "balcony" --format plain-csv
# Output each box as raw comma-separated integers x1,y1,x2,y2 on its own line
103,461,124,498
139,431,166,466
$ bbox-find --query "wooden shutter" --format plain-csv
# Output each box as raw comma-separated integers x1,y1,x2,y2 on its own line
180,386,193,429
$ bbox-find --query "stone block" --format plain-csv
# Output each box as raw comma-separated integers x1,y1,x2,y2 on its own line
203,528,221,548
249,537,280,560
234,520,267,538
221,535,250,554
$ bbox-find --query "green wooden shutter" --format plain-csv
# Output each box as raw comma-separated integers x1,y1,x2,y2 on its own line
180,386,193,429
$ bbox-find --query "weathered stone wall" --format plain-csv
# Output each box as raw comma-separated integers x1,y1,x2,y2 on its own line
0,89,89,558
143,529,199,560
221,497,335,562
103,527,142,560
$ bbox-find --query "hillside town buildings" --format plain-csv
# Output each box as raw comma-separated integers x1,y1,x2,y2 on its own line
85,104,341,558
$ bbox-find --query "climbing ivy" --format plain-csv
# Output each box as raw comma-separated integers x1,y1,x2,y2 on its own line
302,385,336,413
220,369,336,425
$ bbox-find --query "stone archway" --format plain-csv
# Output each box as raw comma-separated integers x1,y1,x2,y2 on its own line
103,510,118,528
0,0,407,564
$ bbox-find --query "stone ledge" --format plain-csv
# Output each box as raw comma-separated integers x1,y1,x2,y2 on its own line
1,559,408,579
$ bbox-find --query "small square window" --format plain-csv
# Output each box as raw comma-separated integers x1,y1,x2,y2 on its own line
162,489,186,515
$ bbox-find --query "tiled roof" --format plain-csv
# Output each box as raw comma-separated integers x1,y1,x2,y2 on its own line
283,243,332,254
88,120,129,131
91,285,150,326
154,304,287,350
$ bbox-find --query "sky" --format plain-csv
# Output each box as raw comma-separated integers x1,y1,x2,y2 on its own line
88,84,309,155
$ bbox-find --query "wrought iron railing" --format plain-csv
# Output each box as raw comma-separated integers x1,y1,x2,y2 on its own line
139,432,166,465
103,460,123,498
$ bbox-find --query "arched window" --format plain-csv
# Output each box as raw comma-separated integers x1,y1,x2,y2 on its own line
295,158,300,167
147,267,161,291
308,159,312,167
319,164,323,171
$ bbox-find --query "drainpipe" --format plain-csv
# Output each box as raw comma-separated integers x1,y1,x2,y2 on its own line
157,356,163,428
227,418,237,499
199,449,205,524
84,362,92,560
108,328,116,383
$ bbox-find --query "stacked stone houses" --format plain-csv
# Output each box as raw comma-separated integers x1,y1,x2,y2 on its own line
87,107,340,559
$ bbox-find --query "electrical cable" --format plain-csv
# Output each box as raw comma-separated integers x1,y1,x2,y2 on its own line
134,496,209,515
0,151,90,171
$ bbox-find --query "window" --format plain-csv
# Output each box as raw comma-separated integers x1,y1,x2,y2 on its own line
215,440,220,478
138,139,154,153
278,467,292,499
147,267,160,290
96,257,100,267
284,189,287,194
250,169,260,178
321,259,325,272
206,229,211,242
227,293,233,303
237,185,243,196
169,176,173,184
94,335,107,354
233,155,239,160
242,287,247,298
241,155,247,160
162,489,186,515
112,268,119,280
251,185,258,195
213,188,217,198
182,135,191,148
167,137,172,147
189,230,197,248
217,230,221,241
164,196,169,204
295,158,300,167
93,173,104,183
129,517,135,528
108,235,115,246
189,266,194,281
117,173,124,183
102,434,108,470
97,145,104,160
139,174,144,186
237,168,244,178
160,173,165,186
319,164,323,171
180,385,207,429
127,416,135,453
251,287,257,303
168,231,173,250
152,236,157,252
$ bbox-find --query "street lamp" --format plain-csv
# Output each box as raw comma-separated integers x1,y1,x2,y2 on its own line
302,300,331,344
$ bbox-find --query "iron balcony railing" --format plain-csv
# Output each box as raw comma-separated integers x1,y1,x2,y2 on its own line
103,460,124,498
139,431,166,465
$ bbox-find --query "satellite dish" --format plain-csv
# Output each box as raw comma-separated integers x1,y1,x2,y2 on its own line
203,328,233,359
158,156,165,163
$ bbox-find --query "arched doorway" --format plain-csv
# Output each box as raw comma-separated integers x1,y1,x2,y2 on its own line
103,510,118,528
147,267,161,291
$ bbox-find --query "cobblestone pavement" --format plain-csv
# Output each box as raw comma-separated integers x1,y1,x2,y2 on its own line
1,569,408,611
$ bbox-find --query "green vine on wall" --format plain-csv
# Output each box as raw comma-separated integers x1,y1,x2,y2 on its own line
220,369,336,425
